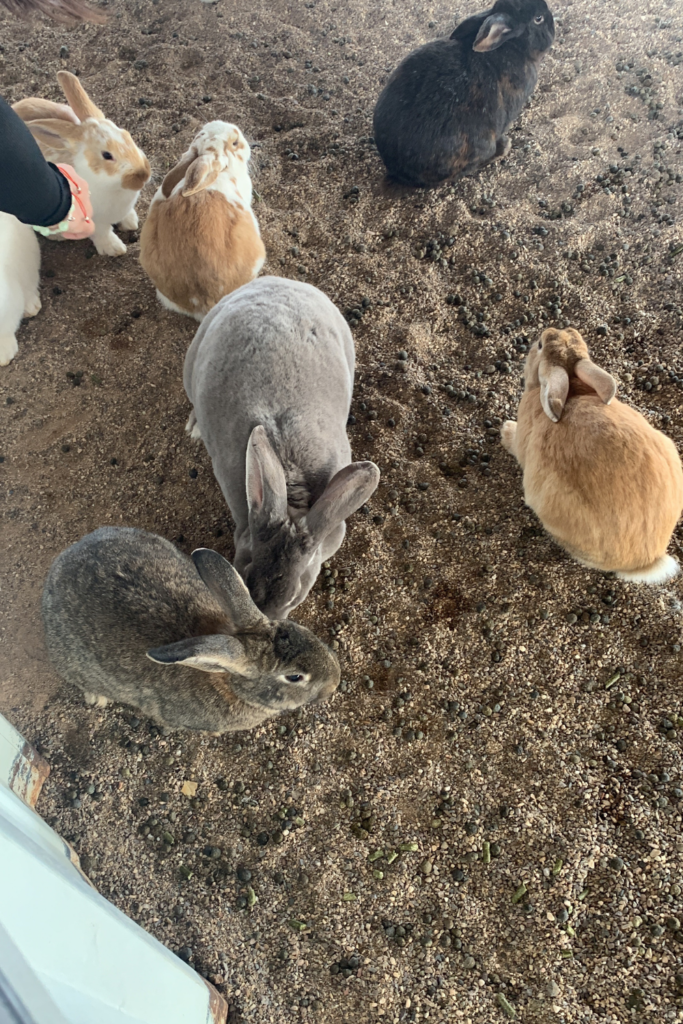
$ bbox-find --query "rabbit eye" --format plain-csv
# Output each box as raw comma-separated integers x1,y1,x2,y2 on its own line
285,673,304,683
102,151,114,161
538,341,543,350
534,14,544,23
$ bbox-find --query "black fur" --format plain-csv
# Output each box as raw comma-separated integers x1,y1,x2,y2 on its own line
373,0,555,188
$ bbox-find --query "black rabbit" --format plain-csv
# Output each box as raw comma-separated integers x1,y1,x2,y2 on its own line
373,0,555,188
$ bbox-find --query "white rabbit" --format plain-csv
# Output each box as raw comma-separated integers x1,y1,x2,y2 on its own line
13,72,150,257
140,121,265,321
0,213,41,366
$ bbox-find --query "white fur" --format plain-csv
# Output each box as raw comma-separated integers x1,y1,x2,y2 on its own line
157,288,203,323
0,213,41,366
617,554,680,585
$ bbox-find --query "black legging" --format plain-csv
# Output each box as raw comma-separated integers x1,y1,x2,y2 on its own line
0,96,72,226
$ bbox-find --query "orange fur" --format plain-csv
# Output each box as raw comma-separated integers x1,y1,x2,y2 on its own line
139,191,266,318
503,329,683,575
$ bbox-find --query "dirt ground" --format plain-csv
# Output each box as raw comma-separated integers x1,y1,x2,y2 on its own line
2,0,683,1021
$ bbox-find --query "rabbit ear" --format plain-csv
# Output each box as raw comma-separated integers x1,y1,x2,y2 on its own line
451,10,491,41
13,98,81,125
146,634,251,674
191,548,267,631
57,71,104,121
473,14,513,52
246,426,288,526
306,462,381,543
161,151,196,198
574,358,617,405
25,118,82,155
181,154,222,197
538,362,569,423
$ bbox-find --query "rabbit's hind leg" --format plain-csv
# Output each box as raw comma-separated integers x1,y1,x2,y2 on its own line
185,409,202,440
494,135,511,160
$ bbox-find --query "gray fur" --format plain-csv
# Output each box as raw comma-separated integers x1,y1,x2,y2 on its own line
184,277,380,618
42,527,340,732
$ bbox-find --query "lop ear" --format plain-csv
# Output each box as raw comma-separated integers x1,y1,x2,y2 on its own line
147,634,251,674
574,358,617,405
12,98,80,125
450,10,491,41
473,13,513,52
161,151,196,198
538,361,569,423
57,71,104,121
246,426,288,526
306,462,381,543
191,548,267,631
181,154,222,197
25,118,82,156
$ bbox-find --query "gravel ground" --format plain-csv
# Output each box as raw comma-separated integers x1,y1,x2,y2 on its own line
2,0,683,1022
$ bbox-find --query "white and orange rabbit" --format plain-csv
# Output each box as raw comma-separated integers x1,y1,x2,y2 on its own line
13,71,150,257
140,120,265,321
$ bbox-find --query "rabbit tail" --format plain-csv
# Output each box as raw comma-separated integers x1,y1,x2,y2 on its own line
617,554,680,585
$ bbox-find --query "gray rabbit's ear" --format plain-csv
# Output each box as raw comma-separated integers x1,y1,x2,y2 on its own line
473,14,513,52
306,462,381,543
574,358,617,405
538,362,569,423
191,548,267,630
146,634,251,674
246,426,288,525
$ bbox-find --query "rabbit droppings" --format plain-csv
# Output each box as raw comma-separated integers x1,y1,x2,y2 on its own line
373,0,555,188
13,71,150,256
139,121,265,322
501,329,683,584
184,277,380,620
0,213,41,366
42,528,340,733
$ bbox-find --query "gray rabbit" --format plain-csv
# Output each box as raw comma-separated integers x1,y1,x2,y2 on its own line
42,527,340,732
184,276,380,619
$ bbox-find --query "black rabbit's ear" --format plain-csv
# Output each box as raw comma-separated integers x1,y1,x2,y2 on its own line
147,634,252,675
450,11,491,41
192,548,267,631
473,14,513,52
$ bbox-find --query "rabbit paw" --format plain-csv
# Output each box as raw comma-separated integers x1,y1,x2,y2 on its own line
186,410,202,440
23,293,42,318
117,209,139,231
496,135,512,160
500,420,517,451
0,334,18,366
84,691,109,708
94,230,127,257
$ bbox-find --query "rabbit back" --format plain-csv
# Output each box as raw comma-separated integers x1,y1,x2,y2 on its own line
515,393,683,572
184,276,355,533
374,39,533,186
140,190,265,320
41,527,257,731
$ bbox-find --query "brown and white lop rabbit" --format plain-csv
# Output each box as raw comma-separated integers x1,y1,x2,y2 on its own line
502,328,683,583
13,71,150,256
139,121,265,321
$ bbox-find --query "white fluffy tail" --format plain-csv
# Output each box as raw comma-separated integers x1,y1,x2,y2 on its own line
617,554,680,585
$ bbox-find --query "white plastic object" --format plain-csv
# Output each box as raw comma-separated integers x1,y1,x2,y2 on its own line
0,713,227,1024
